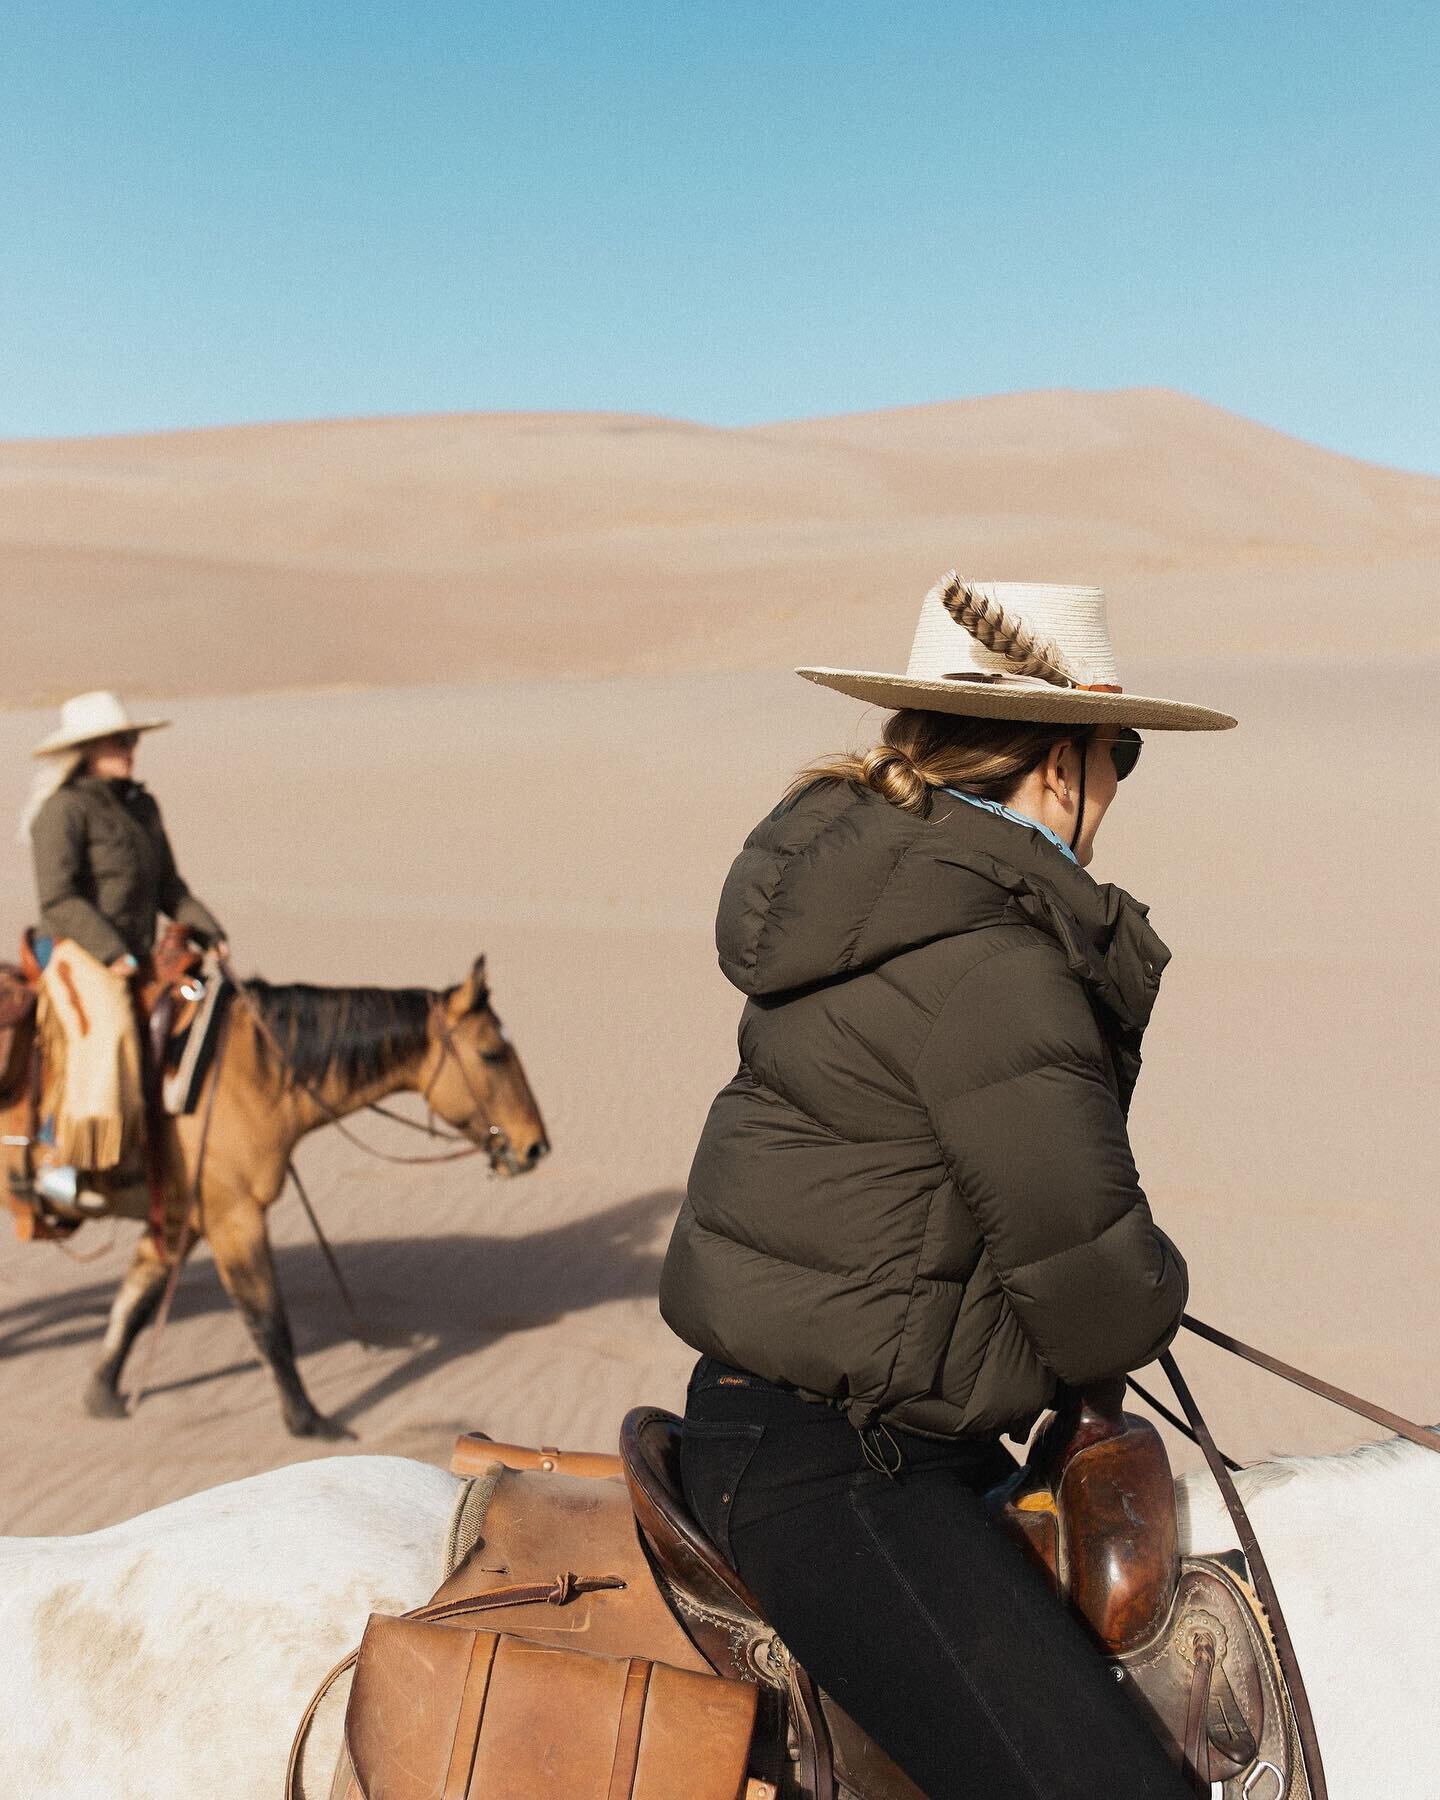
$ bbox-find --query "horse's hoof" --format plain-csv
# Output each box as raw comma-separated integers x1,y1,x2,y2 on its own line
288,1410,355,1441
84,1379,128,1420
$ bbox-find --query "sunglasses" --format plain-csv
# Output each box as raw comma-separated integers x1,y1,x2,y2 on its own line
1107,728,1142,782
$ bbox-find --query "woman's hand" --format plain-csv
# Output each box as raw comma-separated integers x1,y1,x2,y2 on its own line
109,953,138,979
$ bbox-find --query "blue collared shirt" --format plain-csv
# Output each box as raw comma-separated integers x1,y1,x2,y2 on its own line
940,785,1078,866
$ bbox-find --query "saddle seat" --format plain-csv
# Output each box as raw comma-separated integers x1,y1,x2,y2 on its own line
621,1408,783,1680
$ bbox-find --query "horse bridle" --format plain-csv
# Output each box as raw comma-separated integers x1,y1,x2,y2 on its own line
224,960,508,1170
418,995,516,1171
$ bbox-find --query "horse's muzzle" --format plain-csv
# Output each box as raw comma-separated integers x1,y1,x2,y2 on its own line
492,1135,549,1177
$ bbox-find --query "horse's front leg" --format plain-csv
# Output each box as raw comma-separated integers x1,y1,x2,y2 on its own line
85,1230,181,1418
206,1191,351,1439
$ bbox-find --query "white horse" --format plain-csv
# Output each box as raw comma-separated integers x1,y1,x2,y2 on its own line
0,1456,461,1800
0,1437,1435,1800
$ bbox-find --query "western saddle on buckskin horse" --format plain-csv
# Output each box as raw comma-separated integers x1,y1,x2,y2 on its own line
289,1389,1300,1800
1,924,225,1242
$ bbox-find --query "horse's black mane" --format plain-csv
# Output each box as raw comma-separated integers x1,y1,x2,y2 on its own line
247,980,434,1091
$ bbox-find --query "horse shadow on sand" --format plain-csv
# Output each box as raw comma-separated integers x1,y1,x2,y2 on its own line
0,1186,683,1431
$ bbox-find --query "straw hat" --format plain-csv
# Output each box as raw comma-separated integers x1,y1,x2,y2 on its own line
31,691,171,759
798,576,1236,731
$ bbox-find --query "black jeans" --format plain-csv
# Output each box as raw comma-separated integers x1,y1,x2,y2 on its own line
680,1357,1189,1800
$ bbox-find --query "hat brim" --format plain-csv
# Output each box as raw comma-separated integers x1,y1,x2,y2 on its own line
31,717,172,759
796,668,1236,731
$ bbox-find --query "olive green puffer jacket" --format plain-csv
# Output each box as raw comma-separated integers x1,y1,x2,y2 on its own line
659,778,1187,1439
31,775,224,967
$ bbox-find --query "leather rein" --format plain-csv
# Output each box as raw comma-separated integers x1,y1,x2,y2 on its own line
128,997,234,1407
1137,1319,1440,1800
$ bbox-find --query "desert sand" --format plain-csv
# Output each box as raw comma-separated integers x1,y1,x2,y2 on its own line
0,389,1435,1537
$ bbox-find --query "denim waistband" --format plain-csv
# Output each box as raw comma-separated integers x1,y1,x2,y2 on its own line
684,1355,1016,1485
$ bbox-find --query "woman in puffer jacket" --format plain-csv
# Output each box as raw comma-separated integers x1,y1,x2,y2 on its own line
20,691,225,1212
659,578,1236,1799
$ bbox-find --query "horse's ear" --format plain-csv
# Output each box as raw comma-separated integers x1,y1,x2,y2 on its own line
446,954,488,1021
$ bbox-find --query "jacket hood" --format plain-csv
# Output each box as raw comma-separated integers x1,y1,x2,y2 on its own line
716,780,1170,1035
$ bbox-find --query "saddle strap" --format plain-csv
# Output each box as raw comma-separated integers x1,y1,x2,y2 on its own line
1183,1315,1440,1456
785,1660,835,1800
1161,1353,1325,1800
285,1572,626,1799
1180,1634,1214,1797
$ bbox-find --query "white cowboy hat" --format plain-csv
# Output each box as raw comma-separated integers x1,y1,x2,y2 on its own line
798,576,1237,731
31,691,172,759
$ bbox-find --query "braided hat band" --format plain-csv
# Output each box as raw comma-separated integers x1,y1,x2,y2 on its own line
937,578,1121,692
796,575,1236,731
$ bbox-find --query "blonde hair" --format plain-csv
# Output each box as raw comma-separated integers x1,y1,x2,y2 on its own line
17,750,84,845
787,709,1093,818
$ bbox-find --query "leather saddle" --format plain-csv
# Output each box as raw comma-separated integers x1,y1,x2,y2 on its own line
619,1395,1295,1798
0,961,37,1105
313,1398,1298,1800
1,927,216,1241
15,922,205,1060
138,922,207,1067
987,1387,1294,1792
1,946,60,1240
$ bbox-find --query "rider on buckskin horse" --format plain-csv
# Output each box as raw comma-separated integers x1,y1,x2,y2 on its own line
659,579,1237,1800
19,690,226,1214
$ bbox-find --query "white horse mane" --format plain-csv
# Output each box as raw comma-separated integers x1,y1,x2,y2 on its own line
1177,1425,1440,1553
1236,1428,1434,1496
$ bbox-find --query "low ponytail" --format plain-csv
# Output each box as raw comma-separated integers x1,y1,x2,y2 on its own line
787,709,1087,818
855,744,932,814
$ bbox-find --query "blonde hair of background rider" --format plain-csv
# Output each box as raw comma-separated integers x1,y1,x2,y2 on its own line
16,750,84,846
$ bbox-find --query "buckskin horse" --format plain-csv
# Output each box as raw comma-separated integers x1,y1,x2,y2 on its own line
1,954,548,1436
0,1410,1436,1800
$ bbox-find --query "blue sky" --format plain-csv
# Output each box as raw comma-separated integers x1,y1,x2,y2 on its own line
2,1,1437,469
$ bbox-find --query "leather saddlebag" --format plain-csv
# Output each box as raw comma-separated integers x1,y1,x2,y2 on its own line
345,1618,759,1800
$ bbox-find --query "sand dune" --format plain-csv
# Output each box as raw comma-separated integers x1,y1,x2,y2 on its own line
2,389,1436,706
0,391,1434,1537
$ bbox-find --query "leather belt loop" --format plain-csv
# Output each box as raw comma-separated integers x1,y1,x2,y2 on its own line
1181,1632,1215,1796
443,1630,498,1800
605,1659,653,1799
